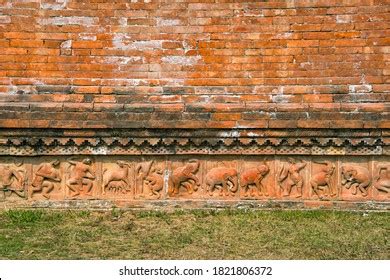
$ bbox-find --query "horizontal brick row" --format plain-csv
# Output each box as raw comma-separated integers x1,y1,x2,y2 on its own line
0,108,388,129
1,101,389,112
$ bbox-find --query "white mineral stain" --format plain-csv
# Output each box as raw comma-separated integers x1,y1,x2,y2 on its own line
161,56,202,66
112,34,163,50
100,56,144,64
219,131,240,137
79,33,97,41
60,40,72,49
336,15,351,23
38,17,98,26
348,74,373,94
275,32,293,39
156,18,182,26
40,0,68,10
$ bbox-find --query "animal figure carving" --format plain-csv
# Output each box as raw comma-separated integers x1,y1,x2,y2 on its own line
145,168,164,198
373,164,390,194
310,161,336,198
341,164,371,196
205,167,238,196
31,160,61,199
0,163,25,199
278,158,306,198
103,160,132,194
240,161,270,197
169,159,200,195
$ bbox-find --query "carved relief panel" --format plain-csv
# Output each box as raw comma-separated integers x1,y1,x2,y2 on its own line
64,157,98,199
340,158,372,200
0,161,27,201
309,159,338,200
168,159,202,198
0,155,388,205
240,157,274,199
30,158,63,200
204,158,239,198
276,157,308,199
136,159,166,199
102,159,134,199
372,160,390,200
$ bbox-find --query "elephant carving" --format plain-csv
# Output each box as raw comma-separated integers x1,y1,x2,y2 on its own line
341,164,371,196
169,159,200,196
310,161,336,198
240,161,270,197
103,160,132,195
205,167,238,196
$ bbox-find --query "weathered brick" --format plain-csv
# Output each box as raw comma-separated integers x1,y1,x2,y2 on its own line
93,103,124,112
63,103,93,112
29,103,63,112
0,1,386,131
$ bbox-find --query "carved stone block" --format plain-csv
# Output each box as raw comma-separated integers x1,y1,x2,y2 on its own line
136,158,166,199
372,160,390,201
309,159,338,200
168,159,202,198
340,159,372,200
239,157,274,199
64,157,98,199
204,158,239,198
276,157,308,199
30,158,63,200
0,161,27,201
102,159,134,199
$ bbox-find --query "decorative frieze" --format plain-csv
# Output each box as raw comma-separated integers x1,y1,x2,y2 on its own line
0,129,387,208
0,155,388,204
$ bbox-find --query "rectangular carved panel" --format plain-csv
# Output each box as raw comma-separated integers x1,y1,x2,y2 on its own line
0,156,388,207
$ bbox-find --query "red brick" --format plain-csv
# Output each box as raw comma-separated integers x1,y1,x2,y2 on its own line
93,103,124,112
29,103,63,112
211,113,241,121
0,1,386,131
63,103,93,112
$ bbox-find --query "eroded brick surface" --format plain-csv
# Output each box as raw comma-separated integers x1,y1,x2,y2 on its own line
0,0,389,129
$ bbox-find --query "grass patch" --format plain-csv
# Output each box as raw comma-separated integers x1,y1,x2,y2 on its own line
0,209,388,260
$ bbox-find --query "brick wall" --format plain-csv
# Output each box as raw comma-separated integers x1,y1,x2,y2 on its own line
0,0,389,129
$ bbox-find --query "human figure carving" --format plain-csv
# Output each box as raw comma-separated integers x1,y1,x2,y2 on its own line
136,160,154,194
205,167,238,196
278,158,306,198
0,164,25,199
66,157,95,197
341,164,371,196
310,161,336,198
240,161,270,197
31,160,61,199
145,168,164,198
103,160,132,194
169,159,200,195
373,164,389,194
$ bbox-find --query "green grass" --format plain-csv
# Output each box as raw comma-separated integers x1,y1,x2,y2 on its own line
0,209,388,259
